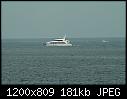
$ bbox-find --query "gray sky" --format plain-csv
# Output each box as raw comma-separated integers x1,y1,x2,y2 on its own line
2,1,125,38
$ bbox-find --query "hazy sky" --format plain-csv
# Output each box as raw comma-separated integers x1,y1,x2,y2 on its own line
2,1,125,38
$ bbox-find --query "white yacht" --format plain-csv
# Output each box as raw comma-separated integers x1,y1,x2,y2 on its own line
45,35,72,46
102,40,109,43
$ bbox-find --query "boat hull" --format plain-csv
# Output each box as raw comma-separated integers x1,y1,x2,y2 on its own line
46,43,72,46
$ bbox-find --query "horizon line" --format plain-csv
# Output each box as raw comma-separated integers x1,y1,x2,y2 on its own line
2,36,125,39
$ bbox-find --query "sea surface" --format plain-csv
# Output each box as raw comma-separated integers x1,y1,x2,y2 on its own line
2,38,125,85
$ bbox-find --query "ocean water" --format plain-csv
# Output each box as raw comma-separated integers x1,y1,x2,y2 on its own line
2,38,125,85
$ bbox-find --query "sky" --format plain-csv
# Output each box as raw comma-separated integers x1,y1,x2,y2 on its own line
2,1,126,38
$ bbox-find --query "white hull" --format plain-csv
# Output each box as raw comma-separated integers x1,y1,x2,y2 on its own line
46,43,72,46
45,35,72,46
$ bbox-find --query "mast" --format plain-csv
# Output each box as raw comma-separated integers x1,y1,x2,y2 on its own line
63,34,66,40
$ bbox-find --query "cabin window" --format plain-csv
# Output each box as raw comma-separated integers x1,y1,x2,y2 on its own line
54,40,63,41
50,42,66,44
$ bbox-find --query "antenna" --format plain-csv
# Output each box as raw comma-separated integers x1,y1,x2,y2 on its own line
63,34,66,40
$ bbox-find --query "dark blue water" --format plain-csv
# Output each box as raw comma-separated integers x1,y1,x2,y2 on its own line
2,38,125,84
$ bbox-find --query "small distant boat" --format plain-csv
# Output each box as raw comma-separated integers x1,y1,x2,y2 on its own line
45,34,72,46
102,40,109,43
